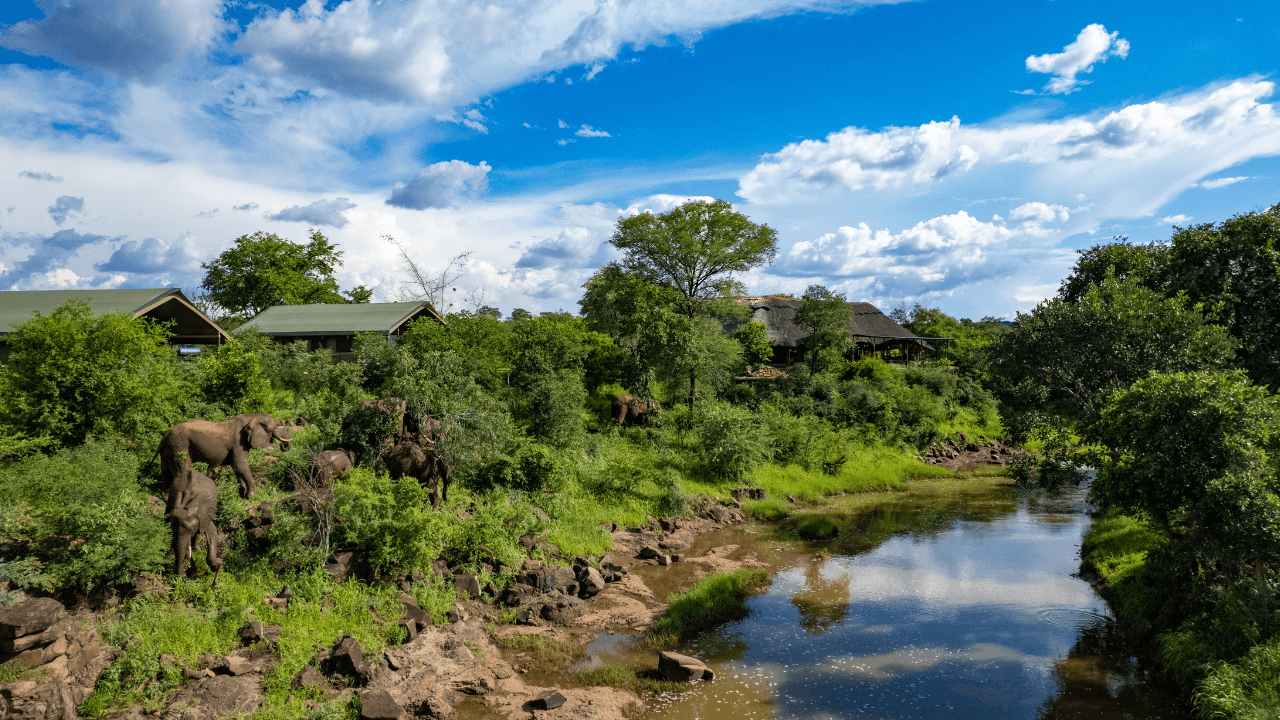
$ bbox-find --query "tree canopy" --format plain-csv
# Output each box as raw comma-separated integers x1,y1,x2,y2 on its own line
201,229,373,317
793,285,853,370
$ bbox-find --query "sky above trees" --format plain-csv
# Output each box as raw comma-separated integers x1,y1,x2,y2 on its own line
0,0,1277,318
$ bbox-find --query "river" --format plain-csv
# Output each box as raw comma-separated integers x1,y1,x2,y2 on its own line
596,476,1188,719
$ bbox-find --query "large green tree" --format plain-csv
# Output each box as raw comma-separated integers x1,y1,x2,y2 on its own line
201,229,372,317
609,199,777,409
793,285,853,371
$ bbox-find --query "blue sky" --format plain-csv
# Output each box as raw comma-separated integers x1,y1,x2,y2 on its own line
1,0,1277,317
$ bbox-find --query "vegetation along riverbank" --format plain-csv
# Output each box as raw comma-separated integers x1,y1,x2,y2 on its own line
1,200,1278,719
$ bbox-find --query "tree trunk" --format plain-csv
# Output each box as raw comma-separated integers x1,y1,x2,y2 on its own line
688,373,697,414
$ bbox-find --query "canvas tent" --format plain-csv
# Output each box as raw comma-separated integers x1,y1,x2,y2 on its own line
240,301,441,360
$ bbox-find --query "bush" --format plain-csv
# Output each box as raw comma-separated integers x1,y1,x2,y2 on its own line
473,442,567,495
334,469,449,575
197,337,273,415
652,569,770,640
697,402,771,481
796,515,839,540
0,438,169,591
525,370,587,447
1196,635,1280,720
447,489,543,570
0,300,188,451
337,403,402,467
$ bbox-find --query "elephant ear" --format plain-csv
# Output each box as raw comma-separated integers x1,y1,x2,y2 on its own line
242,418,271,449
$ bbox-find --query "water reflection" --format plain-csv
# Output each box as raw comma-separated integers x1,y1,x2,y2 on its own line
645,480,1188,719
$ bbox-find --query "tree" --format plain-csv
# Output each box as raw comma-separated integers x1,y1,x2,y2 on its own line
988,273,1237,440
1058,239,1168,303
200,229,370,317
893,303,1009,377
387,236,474,316
609,199,777,409
733,322,773,367
793,285,853,371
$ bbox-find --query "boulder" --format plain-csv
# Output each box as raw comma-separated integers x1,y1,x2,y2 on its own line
529,690,566,710
637,546,660,559
453,574,481,600
223,656,255,676
0,597,65,639
358,689,404,720
402,602,431,631
323,551,370,582
658,651,714,682
237,621,265,646
290,665,327,690
162,675,262,720
578,567,606,597
328,636,364,677
397,619,417,641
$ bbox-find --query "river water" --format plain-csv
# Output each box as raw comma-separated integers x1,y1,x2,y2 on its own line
606,477,1188,719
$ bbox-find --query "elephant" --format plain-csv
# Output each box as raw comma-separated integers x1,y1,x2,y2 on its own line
309,449,357,485
167,468,222,586
157,414,291,497
381,440,451,509
611,394,662,426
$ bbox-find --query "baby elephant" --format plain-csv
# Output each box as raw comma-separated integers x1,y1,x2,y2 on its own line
611,394,662,426
309,449,357,485
167,469,223,586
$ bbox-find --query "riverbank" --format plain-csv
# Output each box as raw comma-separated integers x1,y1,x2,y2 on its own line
1080,511,1280,720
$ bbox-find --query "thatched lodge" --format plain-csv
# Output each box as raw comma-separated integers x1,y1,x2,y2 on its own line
737,295,938,364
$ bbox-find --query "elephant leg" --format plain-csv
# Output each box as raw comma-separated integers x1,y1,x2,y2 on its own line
188,535,201,578
204,523,223,588
173,531,189,579
231,452,256,498
427,474,440,510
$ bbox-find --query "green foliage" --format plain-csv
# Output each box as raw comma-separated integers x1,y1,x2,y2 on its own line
794,285,853,370
334,469,449,575
1092,370,1280,530
447,489,542,571
0,438,169,592
1079,510,1168,622
200,229,369,318
0,300,187,450
696,401,771,481
196,337,273,414
395,313,511,392
475,441,567,495
1058,240,1169,304
409,576,459,625
989,272,1237,440
733,322,773,366
894,304,1008,375
795,514,839,540
336,404,402,467
652,569,770,640
524,369,587,447
1196,634,1280,720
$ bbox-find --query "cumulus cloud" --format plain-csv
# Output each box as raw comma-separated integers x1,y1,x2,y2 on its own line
386,160,491,210
47,195,85,226
740,81,1280,218
18,170,60,181
1194,176,1251,189
265,198,357,228
515,227,607,269
1,228,117,287
575,124,611,137
740,117,978,201
44,268,82,288
0,0,228,82
94,236,201,275
1026,24,1129,94
782,203,1071,295
234,0,899,104
1158,214,1192,225
623,194,718,216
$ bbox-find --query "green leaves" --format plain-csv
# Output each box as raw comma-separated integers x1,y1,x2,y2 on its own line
794,285,853,369
199,229,359,318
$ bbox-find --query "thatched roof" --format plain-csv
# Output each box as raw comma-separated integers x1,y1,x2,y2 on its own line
736,296,932,349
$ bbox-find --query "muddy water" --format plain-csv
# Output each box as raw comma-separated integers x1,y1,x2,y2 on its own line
610,478,1188,719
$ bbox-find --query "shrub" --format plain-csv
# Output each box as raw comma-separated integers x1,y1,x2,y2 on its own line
796,515,839,540
447,490,542,570
197,337,273,415
334,469,449,575
0,300,188,450
337,403,402,467
0,438,169,592
697,402,771,482
652,569,770,640
1196,635,1280,720
525,370,587,447
474,442,567,495
733,322,773,367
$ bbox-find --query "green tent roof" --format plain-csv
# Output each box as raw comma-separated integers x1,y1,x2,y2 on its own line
0,288,228,343
242,302,439,337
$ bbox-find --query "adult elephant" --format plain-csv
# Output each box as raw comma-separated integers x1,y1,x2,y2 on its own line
158,414,291,497
381,440,451,509
167,467,222,586
611,394,662,426
309,449,357,485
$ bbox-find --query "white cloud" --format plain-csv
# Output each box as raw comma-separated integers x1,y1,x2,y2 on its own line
575,124,611,138
624,194,717,215
44,268,81,288
1026,24,1129,95
18,170,60,182
1158,214,1192,225
558,138,575,145
558,119,570,129
0,0,228,82
48,195,85,226
1195,176,1251,189
740,81,1280,220
95,236,200,275
265,198,358,228
386,160,491,210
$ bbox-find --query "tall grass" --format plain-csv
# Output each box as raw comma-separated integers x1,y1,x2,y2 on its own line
1196,636,1280,720
651,569,770,643
1079,510,1167,621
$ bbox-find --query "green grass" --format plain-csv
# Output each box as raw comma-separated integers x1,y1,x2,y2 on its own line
795,515,840,541
577,662,688,696
651,569,770,641
1079,509,1167,622
1196,636,1280,720
81,568,404,718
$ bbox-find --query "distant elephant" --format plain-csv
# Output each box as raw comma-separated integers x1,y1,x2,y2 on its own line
157,414,291,497
167,468,222,586
381,440,451,509
611,394,662,426
309,449,357,485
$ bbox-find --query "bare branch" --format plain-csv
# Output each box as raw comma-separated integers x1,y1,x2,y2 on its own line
385,235,476,315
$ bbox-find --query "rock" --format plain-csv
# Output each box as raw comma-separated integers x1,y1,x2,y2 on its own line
637,546,660,559
657,554,671,566
671,554,684,563
402,602,431,631
223,655,255,676
163,675,262,720
384,650,402,671
291,664,327,690
658,651,714,682
533,507,550,522
0,597,66,639
358,689,404,720
529,690,566,710
238,621,265,646
600,522,617,533
578,567,606,597
519,534,537,552
185,667,215,680
785,494,797,503
397,618,417,641
453,574,481,600
328,636,364,677
133,573,170,597
263,597,288,611
446,603,469,624
515,607,534,624
160,653,178,666
482,582,498,599
323,551,370,582
563,581,579,597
